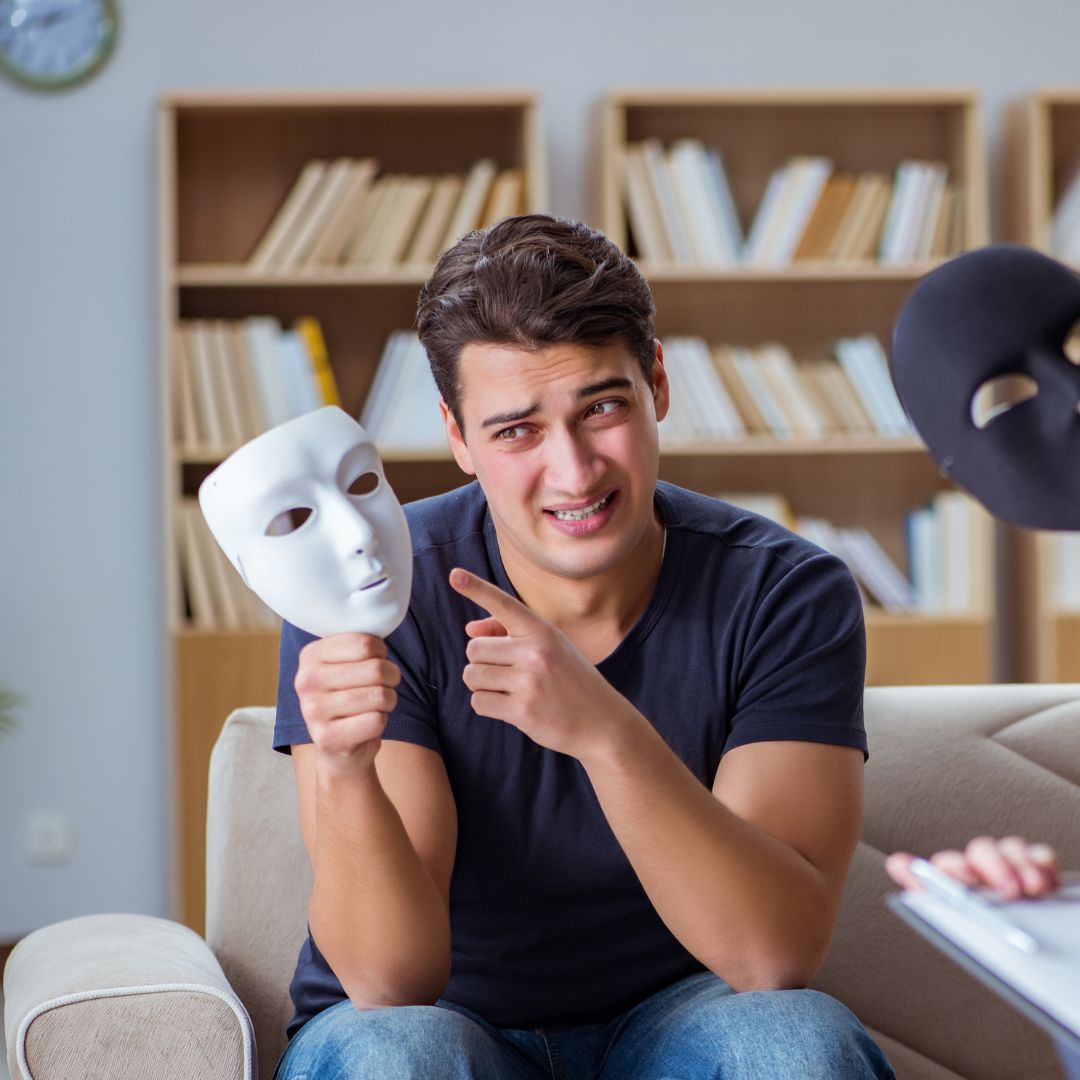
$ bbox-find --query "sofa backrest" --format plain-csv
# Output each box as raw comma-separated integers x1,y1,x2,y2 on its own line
206,686,1080,1080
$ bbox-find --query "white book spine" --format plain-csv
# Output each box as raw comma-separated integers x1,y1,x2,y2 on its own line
733,347,793,439
702,148,745,261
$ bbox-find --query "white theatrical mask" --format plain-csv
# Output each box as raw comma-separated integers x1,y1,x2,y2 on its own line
198,406,412,639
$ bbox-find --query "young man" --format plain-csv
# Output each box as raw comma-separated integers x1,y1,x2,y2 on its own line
272,214,894,1079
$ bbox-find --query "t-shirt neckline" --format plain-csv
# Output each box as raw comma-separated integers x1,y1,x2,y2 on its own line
479,485,683,675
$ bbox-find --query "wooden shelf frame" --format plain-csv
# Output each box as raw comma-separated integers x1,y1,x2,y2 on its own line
599,87,994,686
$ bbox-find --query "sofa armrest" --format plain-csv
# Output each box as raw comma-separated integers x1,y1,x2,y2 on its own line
4,913,254,1080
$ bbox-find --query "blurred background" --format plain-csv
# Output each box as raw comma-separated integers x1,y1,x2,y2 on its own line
4,2,1080,1053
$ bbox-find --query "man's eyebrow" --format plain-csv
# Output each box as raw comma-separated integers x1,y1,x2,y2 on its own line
577,376,634,398
479,378,635,429
481,402,540,429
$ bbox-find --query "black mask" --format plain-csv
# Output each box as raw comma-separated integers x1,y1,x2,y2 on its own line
891,245,1080,530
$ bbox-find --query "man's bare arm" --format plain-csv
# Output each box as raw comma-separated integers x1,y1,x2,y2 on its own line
583,727,862,991
292,633,457,1010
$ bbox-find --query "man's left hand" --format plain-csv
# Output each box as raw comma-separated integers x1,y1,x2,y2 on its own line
449,567,635,762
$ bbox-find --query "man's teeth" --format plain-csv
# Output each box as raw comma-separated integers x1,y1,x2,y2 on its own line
552,493,613,521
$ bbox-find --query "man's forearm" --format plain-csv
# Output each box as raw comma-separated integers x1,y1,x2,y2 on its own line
581,711,837,991
309,755,451,1008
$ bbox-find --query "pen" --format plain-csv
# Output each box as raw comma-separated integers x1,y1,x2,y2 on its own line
909,857,1041,955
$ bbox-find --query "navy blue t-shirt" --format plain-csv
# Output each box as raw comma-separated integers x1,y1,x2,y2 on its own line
273,480,867,1038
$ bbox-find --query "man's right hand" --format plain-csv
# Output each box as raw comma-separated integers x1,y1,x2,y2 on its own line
886,837,1060,899
294,633,402,770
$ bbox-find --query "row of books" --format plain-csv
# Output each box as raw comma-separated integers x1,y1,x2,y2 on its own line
246,157,525,272
660,333,912,442
623,138,965,268
173,318,340,452
175,499,279,631
721,490,992,615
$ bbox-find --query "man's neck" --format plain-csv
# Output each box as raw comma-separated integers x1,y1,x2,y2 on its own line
494,512,666,661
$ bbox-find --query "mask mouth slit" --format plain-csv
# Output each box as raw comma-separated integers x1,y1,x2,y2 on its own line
970,374,1038,430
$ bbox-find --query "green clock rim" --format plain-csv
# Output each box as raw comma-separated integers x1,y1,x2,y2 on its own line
0,0,119,92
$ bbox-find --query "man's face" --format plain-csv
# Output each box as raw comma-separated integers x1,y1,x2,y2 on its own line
199,407,412,638
442,339,669,583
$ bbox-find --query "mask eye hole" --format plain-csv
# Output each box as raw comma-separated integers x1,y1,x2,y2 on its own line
970,374,1038,430
346,470,380,497
265,507,313,536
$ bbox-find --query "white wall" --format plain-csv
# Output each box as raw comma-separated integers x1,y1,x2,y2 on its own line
0,0,1077,937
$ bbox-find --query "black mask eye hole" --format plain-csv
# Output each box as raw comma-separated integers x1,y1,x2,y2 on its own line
265,507,313,536
970,374,1038,430
347,470,380,497
1064,320,1080,366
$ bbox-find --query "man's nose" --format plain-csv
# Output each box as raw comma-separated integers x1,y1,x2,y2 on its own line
546,428,604,492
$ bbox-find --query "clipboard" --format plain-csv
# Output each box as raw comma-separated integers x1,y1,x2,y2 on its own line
888,881,1080,1058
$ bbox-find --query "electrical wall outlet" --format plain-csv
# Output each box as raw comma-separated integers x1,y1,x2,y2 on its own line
26,811,72,864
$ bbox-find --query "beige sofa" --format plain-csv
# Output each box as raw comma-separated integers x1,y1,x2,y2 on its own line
6,684,1080,1080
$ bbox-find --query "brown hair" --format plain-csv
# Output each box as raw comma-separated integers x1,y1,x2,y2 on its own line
416,214,656,433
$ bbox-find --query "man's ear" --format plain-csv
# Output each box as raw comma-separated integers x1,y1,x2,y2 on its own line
441,400,476,476
650,339,670,423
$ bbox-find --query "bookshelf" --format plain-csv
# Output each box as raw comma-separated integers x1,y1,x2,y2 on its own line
159,90,547,932
1002,90,1080,681
599,88,992,687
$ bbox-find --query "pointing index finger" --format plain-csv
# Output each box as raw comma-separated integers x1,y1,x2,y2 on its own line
449,568,535,634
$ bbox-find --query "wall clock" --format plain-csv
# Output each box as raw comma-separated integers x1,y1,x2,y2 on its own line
0,0,118,91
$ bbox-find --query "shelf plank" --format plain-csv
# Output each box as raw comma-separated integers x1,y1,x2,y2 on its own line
638,262,944,283
176,437,927,467
176,264,433,287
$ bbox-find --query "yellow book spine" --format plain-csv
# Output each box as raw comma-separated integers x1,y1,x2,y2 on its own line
295,316,341,407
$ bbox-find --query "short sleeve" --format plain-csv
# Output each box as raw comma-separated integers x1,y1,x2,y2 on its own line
725,551,868,759
271,614,443,757
273,619,318,754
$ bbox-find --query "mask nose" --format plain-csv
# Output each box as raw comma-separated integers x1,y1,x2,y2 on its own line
325,492,377,558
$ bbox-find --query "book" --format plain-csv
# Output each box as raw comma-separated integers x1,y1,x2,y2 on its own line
639,138,695,265
275,157,358,270
405,174,466,266
172,325,201,449
743,161,796,266
370,176,434,267
246,160,328,269
668,139,735,266
680,336,746,437
482,168,525,227
295,316,341,407
843,173,893,261
242,317,295,429
759,344,827,438
176,500,218,629
623,143,673,263
184,321,228,448
302,157,379,267
206,321,249,444
347,175,407,266
793,173,855,262
889,881,1080,1055
764,157,833,266
836,526,916,611
441,158,498,250
712,345,769,435
228,322,269,436
732,346,793,439
701,148,745,260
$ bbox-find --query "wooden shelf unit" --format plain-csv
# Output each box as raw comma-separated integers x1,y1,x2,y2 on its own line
600,88,992,686
1002,90,1080,682
159,90,547,933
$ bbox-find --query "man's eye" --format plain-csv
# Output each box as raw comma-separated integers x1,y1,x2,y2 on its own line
495,425,531,442
587,399,623,417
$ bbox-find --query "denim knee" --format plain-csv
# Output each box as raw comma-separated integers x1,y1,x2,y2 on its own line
275,1000,493,1080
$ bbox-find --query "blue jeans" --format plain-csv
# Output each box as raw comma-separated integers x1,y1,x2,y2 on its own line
273,970,895,1079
